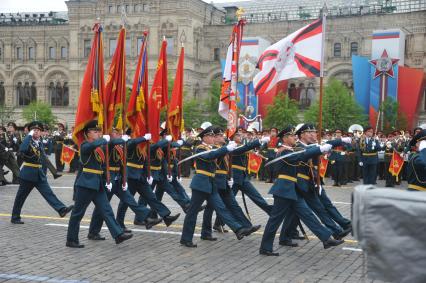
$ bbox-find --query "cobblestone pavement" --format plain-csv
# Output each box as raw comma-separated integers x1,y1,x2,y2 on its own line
0,173,397,283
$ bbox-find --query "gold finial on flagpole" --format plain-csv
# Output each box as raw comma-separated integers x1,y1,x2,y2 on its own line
236,7,245,20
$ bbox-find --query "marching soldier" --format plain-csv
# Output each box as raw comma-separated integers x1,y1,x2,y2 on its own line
115,128,180,231
11,121,73,224
53,123,67,172
265,127,279,183
259,125,344,256
230,131,273,215
180,126,253,248
281,124,352,243
66,120,132,248
406,129,426,192
87,127,162,240
204,127,261,239
383,133,396,187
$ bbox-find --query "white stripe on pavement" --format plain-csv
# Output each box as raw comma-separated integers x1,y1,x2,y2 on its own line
0,273,88,283
47,186,352,205
46,223,201,237
342,247,363,252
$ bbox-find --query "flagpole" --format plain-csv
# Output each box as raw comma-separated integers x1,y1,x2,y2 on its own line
177,42,184,180
120,10,128,188
97,23,111,185
144,32,151,178
162,35,173,178
316,4,327,190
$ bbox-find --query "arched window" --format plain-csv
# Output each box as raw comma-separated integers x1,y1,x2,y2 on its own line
48,78,69,107
28,47,35,60
350,42,358,55
17,81,36,106
334,43,341,57
0,81,5,106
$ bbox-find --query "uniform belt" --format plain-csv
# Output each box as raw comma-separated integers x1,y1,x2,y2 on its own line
278,174,297,182
83,168,103,174
196,169,215,177
385,153,393,156
23,162,42,168
181,147,191,150
297,173,310,180
267,147,275,150
408,184,426,191
232,165,246,171
56,141,64,144
362,153,377,156
150,165,162,170
215,170,227,175
109,166,120,171
332,149,344,152
127,162,144,169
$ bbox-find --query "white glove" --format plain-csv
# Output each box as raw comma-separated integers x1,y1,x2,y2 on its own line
419,140,426,151
105,182,113,192
103,135,110,142
122,135,130,142
319,144,332,153
372,141,376,148
227,178,234,188
226,141,237,151
147,176,153,185
386,141,392,149
165,135,172,142
177,140,183,146
323,154,328,160
122,182,128,191
341,137,352,144
144,133,152,141
340,151,346,156
400,152,404,158
29,130,35,136
43,139,48,144
177,177,182,184
13,137,18,143
359,162,363,167
260,136,270,144
4,147,8,152
167,175,173,182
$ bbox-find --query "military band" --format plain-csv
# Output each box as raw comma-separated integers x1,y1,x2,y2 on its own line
2,118,425,255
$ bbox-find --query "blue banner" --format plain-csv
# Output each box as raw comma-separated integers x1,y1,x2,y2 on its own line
351,55,371,114
237,82,257,119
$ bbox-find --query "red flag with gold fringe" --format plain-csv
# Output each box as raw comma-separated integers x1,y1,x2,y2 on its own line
127,32,149,142
167,46,184,141
389,150,404,180
105,27,126,133
148,39,168,142
72,23,105,146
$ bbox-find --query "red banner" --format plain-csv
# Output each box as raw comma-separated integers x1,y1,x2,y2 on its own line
148,39,168,142
319,155,329,178
105,28,126,132
72,23,105,146
127,32,149,142
248,153,263,174
167,46,184,141
398,67,425,130
389,150,404,178
60,145,76,164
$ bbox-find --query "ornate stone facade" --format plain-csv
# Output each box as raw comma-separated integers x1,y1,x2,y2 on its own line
0,0,425,126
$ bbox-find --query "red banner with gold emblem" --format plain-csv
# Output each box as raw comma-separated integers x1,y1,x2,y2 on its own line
389,150,404,178
248,153,263,174
60,145,76,165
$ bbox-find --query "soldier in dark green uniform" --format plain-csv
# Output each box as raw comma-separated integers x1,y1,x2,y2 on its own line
406,129,426,192
11,121,73,224
66,120,132,248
